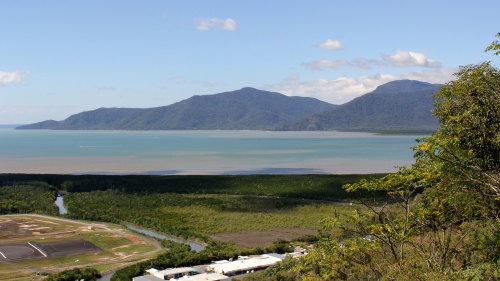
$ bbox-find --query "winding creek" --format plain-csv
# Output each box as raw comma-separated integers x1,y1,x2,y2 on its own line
125,225,205,252
54,194,205,280
54,194,67,214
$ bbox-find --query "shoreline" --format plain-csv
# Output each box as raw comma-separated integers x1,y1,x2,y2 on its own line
0,158,410,175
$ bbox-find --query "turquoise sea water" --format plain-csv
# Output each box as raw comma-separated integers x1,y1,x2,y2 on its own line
0,128,426,174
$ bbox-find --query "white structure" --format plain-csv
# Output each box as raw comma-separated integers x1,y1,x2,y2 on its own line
135,253,286,281
207,253,284,277
171,272,229,281
133,275,163,281
146,267,198,280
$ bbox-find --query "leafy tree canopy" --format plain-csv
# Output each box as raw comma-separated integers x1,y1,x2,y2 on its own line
273,35,500,280
485,32,500,56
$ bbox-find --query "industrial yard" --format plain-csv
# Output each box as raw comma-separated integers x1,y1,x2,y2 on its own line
0,214,161,281
133,252,306,281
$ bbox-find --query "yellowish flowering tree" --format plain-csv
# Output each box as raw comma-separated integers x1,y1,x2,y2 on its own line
295,45,499,279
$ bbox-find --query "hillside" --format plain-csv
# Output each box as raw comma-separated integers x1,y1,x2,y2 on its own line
280,80,442,131
17,87,336,130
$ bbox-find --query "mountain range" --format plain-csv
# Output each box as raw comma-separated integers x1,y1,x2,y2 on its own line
17,87,335,130
17,80,442,132
281,80,442,131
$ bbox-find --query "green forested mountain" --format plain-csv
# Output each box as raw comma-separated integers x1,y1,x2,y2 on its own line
280,80,442,131
18,81,442,131
16,87,335,130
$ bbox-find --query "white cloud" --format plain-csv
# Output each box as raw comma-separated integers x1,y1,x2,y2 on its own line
266,68,457,104
0,70,30,86
196,18,237,31
316,39,343,50
303,59,351,70
382,50,441,68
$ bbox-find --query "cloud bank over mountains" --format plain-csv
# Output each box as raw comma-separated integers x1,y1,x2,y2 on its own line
267,68,456,105
272,39,449,104
302,50,441,71
382,50,441,68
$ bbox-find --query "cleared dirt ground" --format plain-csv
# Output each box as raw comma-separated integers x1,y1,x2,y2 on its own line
210,228,317,247
0,214,162,281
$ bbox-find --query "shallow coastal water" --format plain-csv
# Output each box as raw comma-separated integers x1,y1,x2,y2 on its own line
0,128,426,174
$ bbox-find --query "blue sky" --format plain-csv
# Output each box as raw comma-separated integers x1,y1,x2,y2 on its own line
1,0,499,123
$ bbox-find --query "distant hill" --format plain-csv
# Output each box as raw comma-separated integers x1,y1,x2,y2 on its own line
17,87,336,130
280,80,442,132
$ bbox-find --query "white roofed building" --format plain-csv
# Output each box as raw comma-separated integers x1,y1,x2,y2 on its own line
171,272,229,281
143,267,199,280
207,254,284,277
134,253,287,281
132,275,164,281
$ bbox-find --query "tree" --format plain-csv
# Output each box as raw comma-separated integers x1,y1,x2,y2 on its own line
291,44,500,279
420,62,500,212
485,32,500,56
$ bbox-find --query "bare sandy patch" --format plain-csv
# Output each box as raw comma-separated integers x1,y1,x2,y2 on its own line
210,228,317,247
31,219,59,225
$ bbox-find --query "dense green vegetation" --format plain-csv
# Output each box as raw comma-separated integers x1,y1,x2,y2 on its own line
0,173,385,200
6,40,499,279
45,268,100,281
17,87,335,130
282,80,440,131
0,182,58,215
242,41,500,280
64,191,359,241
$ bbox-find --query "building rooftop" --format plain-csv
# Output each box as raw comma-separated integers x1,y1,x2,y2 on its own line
172,272,229,281
132,275,164,281
208,254,283,275
152,267,198,276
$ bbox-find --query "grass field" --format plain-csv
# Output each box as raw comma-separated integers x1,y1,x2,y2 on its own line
0,214,162,281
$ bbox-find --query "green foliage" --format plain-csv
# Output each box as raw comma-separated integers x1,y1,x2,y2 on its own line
423,61,500,204
64,191,357,240
300,237,382,280
45,267,100,281
264,50,500,280
241,256,302,281
0,182,59,215
0,174,385,201
485,32,500,56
